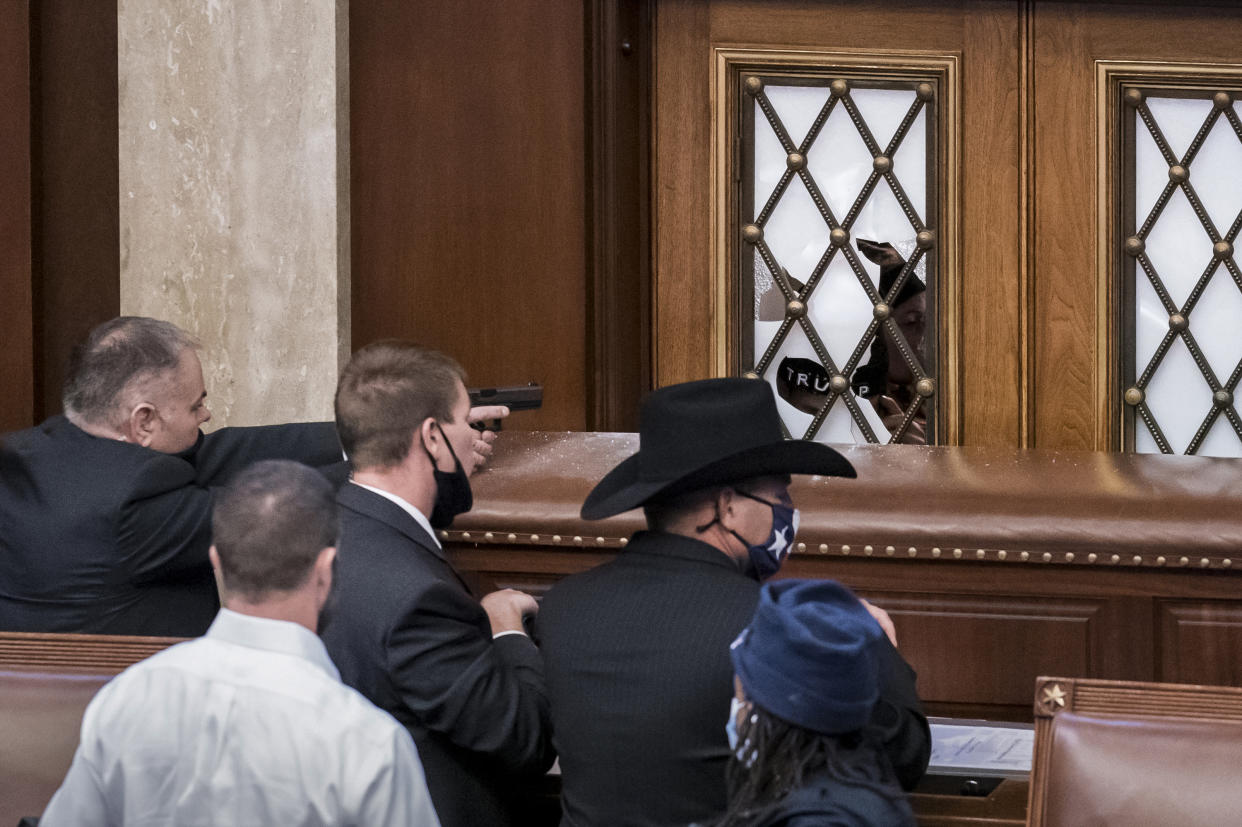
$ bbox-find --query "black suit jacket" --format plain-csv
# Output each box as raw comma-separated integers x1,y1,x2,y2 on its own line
536,531,931,827
0,416,342,637
321,484,554,827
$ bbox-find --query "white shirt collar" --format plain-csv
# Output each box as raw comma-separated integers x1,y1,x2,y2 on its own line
349,480,442,548
206,608,340,680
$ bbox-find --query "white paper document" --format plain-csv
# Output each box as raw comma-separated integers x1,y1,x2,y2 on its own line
927,718,1035,778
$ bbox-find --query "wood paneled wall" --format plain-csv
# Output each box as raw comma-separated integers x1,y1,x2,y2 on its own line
7,1,653,433
0,0,33,432
350,0,650,432
11,0,1236,445
587,0,652,431
27,0,120,425
452,544,1242,722
0,1,120,430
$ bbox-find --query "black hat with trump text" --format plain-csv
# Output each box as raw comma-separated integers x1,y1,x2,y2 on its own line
580,377,855,520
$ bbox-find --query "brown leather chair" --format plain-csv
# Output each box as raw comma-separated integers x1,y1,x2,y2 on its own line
0,669,111,821
1027,676,1242,826
0,632,180,822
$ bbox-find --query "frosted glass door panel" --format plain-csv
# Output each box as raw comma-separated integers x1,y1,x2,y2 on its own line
1126,91,1242,457
743,77,937,445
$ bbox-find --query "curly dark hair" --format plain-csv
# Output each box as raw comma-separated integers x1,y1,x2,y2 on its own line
714,703,905,827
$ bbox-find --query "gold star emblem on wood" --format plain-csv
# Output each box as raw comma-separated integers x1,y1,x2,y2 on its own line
1041,683,1067,711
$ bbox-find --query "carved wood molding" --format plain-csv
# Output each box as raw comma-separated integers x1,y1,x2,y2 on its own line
441,529,1242,571
1157,600,1242,685
0,632,183,674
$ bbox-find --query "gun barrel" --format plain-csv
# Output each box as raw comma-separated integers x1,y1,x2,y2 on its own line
468,383,543,412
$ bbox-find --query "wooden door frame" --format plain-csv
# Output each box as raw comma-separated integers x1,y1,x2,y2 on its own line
586,0,653,432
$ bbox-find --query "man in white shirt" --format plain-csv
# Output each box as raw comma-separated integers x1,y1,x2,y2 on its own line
40,460,440,826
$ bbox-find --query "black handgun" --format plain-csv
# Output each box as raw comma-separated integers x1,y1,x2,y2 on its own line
468,383,542,430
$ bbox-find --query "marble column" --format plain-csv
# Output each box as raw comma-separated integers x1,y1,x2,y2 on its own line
118,0,349,426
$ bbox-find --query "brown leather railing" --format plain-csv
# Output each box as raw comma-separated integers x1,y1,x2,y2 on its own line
450,432,1242,569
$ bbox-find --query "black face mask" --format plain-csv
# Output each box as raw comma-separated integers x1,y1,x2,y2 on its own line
423,422,473,529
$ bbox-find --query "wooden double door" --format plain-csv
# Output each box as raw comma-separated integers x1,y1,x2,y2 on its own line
652,0,1242,451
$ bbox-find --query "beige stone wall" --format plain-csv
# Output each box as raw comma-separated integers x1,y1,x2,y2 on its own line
118,0,349,427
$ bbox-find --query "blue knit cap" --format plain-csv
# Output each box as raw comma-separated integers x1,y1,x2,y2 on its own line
730,579,882,735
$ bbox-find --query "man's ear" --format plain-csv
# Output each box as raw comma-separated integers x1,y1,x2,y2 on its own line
417,417,440,460
714,487,739,530
208,546,226,600
126,402,159,447
314,546,336,600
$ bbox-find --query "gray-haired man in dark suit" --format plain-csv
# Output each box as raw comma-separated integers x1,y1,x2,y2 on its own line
0,316,344,636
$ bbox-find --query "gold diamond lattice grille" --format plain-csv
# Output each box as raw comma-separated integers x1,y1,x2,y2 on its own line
1124,88,1242,456
740,76,937,444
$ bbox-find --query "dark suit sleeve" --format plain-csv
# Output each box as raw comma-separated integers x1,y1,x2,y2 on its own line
118,456,216,581
386,580,554,775
868,639,931,790
118,423,342,582
192,422,342,486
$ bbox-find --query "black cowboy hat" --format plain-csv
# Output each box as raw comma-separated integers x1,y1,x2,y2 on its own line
581,377,855,520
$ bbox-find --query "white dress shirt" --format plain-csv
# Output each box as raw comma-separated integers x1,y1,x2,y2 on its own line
40,609,441,827
350,480,441,548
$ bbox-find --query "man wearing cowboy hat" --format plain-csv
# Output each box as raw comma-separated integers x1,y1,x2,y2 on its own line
536,377,929,827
